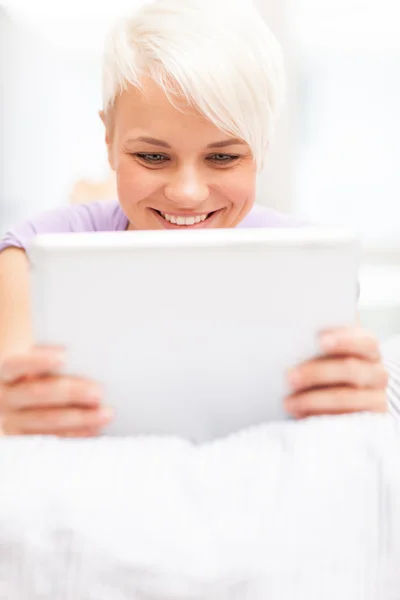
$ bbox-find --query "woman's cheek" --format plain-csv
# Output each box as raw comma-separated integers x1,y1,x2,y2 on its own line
117,161,160,208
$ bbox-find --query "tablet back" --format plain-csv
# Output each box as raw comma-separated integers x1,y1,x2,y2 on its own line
30,228,360,442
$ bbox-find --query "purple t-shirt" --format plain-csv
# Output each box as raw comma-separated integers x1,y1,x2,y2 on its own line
0,200,300,254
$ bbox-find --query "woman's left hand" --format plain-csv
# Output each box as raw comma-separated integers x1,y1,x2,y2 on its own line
285,327,389,418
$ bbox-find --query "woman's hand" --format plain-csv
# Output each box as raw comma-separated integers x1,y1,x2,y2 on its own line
285,327,388,418
0,347,113,436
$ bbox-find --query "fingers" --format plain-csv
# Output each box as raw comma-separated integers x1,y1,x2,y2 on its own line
0,376,103,411
319,327,381,361
0,347,112,438
289,358,389,392
2,406,113,435
286,326,389,418
0,347,65,383
285,388,388,418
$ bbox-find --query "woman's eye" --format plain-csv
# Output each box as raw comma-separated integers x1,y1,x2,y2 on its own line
207,154,240,164
135,153,169,164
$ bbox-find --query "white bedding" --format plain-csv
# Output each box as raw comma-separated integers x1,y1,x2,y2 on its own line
0,414,399,600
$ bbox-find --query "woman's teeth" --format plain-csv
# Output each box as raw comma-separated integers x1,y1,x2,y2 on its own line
160,212,209,226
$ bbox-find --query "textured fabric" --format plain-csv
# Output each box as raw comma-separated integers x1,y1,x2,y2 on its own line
0,414,399,600
381,336,400,417
0,201,301,255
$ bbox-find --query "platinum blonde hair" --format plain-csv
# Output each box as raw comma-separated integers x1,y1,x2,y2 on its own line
102,0,286,169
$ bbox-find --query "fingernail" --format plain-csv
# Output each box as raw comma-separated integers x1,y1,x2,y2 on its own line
85,386,103,402
99,406,114,421
288,369,301,389
51,353,66,368
284,398,299,416
320,333,337,351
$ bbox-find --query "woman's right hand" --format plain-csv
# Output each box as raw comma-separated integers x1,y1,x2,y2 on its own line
0,347,113,437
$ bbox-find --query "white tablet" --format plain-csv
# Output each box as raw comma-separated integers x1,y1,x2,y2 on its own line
29,227,360,442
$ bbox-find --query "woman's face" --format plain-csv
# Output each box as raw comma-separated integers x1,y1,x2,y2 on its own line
102,80,257,229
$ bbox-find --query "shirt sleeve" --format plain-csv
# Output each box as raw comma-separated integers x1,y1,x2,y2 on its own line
0,201,120,255
0,220,37,253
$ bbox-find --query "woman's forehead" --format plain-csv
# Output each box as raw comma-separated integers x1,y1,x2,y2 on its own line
112,82,243,148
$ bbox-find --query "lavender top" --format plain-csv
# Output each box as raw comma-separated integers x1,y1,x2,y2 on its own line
0,201,300,254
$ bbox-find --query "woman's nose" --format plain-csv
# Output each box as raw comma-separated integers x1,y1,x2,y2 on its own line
164,168,209,207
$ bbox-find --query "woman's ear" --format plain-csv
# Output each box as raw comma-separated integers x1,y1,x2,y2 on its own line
99,110,115,170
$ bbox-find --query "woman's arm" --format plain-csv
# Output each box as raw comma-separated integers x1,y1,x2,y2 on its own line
0,248,33,362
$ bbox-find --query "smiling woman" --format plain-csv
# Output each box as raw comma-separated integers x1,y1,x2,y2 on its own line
100,78,260,230
0,0,389,437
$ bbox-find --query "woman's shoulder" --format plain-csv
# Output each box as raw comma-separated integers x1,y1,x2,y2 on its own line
0,200,127,254
239,204,302,228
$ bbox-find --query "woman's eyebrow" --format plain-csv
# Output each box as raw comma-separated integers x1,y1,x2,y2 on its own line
207,139,246,149
125,136,246,149
126,136,171,148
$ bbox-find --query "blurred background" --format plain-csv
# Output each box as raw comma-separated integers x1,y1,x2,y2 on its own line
1,0,400,339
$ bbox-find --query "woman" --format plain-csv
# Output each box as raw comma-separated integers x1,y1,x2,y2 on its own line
0,0,388,436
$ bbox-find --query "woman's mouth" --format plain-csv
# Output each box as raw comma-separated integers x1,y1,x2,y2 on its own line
151,209,220,228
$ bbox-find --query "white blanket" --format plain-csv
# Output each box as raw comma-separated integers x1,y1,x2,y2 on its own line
0,414,399,600
382,335,400,418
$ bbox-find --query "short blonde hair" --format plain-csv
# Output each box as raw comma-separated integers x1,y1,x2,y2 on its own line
102,0,286,168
